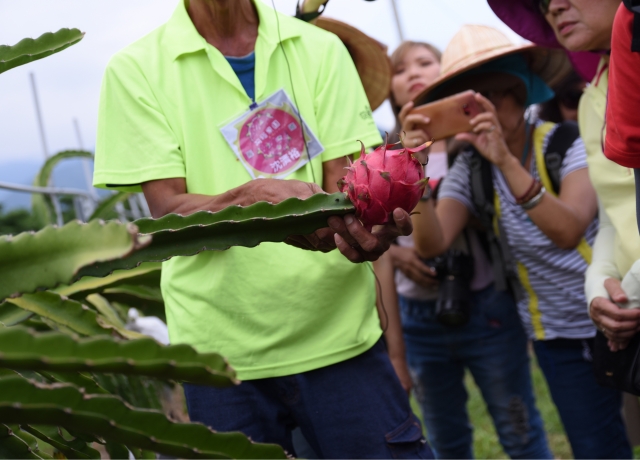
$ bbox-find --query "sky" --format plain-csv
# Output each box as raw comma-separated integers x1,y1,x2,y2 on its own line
0,0,525,168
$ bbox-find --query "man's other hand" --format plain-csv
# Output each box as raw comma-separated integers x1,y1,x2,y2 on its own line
328,208,413,263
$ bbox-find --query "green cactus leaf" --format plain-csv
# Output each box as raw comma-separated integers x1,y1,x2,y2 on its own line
129,446,157,459
89,191,132,221
37,371,108,395
78,192,354,278
0,220,149,302
8,291,143,340
0,28,84,74
21,425,100,459
102,285,164,309
7,291,142,340
39,317,77,336
31,150,94,226
0,425,52,459
0,327,236,386
94,374,163,411
19,316,53,333
7,292,108,336
105,442,131,460
34,151,94,190
54,263,161,299
0,376,287,459
3,194,351,301
86,294,127,329
0,302,34,326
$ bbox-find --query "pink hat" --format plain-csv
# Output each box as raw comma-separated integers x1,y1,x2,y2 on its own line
487,0,601,81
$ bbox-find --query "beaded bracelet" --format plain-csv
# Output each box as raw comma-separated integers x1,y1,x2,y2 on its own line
515,177,538,203
521,187,546,210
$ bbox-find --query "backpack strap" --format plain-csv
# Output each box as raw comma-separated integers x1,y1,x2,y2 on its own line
469,150,522,298
535,121,579,194
533,122,592,264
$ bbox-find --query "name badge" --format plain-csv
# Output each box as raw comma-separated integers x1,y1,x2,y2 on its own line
220,89,324,179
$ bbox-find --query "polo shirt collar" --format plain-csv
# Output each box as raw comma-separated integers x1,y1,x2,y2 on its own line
162,0,301,62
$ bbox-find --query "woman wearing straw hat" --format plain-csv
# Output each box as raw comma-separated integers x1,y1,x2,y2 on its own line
410,24,631,458
487,0,640,378
374,40,554,459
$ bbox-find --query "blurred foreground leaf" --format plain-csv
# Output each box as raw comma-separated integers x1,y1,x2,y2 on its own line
0,220,149,302
0,376,287,459
0,327,236,386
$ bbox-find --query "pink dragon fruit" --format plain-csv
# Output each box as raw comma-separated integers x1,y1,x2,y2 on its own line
338,139,431,230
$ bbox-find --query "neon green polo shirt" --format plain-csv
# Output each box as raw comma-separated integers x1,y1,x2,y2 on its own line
94,0,383,379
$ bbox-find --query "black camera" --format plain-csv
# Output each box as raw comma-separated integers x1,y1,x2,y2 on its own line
427,250,475,328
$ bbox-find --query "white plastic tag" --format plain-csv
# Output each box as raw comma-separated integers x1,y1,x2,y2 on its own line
220,89,324,179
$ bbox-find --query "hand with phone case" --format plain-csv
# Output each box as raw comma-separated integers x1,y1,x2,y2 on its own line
407,90,483,142
454,92,513,169
398,102,433,149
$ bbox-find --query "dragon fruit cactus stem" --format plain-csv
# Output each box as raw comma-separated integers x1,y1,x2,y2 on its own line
338,137,432,231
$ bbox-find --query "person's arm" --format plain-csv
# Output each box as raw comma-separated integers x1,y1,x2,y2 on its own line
412,198,470,259
373,252,412,393
495,161,596,249
457,93,598,249
322,156,349,193
586,204,640,350
142,177,321,218
141,155,348,217
585,204,620,306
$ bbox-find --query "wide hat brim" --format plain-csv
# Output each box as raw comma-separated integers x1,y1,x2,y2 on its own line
487,0,601,81
413,42,571,106
315,17,391,111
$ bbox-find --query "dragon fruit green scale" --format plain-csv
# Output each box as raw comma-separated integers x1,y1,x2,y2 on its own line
338,139,431,231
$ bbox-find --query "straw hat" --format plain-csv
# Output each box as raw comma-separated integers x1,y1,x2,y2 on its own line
314,17,391,111
413,24,572,105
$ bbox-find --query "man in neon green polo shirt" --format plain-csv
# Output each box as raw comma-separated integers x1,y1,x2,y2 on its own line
94,0,432,458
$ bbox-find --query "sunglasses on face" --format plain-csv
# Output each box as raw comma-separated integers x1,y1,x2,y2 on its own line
537,0,551,14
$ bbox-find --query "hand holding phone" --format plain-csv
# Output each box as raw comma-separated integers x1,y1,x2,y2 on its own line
408,90,483,141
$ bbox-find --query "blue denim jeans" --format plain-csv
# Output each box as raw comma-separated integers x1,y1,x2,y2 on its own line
533,339,631,459
400,284,552,459
184,340,434,459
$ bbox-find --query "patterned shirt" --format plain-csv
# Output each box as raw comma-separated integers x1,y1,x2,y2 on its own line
439,122,598,340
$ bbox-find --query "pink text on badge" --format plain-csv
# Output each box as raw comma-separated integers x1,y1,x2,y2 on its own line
239,108,306,175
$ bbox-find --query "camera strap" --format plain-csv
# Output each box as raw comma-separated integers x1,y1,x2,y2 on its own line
469,150,521,298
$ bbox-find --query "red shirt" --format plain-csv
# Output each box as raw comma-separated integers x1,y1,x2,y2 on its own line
605,4,640,168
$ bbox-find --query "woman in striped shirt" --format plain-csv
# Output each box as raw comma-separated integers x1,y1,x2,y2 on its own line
410,25,630,459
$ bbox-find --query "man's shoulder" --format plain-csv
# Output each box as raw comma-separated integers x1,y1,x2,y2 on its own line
106,25,168,73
